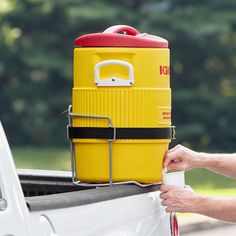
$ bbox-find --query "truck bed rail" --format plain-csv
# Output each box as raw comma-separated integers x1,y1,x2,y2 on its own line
17,169,160,212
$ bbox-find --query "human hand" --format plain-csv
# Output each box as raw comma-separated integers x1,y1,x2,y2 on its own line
163,144,201,171
160,185,201,213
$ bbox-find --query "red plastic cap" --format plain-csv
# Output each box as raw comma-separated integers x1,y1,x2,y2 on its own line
75,25,168,48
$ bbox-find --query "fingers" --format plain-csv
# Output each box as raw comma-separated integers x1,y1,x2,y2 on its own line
159,192,168,199
163,150,182,168
163,144,185,169
160,184,171,192
161,200,176,212
168,161,189,171
161,184,184,190
168,144,182,153
160,192,176,211
160,184,197,213
165,207,172,213
160,184,183,192
161,199,171,206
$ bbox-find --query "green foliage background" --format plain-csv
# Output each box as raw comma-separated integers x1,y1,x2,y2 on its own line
0,0,236,152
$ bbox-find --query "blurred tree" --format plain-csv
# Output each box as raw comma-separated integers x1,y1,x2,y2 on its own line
0,0,235,151
138,0,236,152
0,0,137,145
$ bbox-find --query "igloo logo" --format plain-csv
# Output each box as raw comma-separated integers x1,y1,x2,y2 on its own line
160,66,170,75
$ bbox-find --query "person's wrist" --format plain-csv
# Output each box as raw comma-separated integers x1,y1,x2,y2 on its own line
194,152,209,168
192,194,209,214
191,151,206,169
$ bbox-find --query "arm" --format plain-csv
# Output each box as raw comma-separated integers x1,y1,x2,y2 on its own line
198,152,236,179
160,185,236,222
164,144,236,179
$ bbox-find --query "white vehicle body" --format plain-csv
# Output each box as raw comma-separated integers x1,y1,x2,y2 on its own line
0,123,175,236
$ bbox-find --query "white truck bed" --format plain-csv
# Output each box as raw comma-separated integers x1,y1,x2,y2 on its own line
0,122,174,236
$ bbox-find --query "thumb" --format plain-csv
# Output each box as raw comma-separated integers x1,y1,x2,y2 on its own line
167,162,186,171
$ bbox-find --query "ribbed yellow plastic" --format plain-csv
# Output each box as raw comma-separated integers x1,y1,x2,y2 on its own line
72,47,171,183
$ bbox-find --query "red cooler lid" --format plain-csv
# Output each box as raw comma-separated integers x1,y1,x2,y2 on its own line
75,25,168,48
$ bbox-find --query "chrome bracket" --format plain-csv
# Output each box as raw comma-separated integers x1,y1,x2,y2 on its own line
67,105,160,188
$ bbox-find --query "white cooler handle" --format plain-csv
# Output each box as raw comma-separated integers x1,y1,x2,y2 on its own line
94,59,134,86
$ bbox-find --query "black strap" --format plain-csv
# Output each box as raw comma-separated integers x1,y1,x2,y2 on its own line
68,126,175,140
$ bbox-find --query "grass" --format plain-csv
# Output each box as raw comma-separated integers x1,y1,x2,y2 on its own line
186,168,236,190
11,146,236,196
12,146,71,171
196,188,236,196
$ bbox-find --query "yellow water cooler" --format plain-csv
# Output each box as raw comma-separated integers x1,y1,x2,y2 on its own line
68,25,175,185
